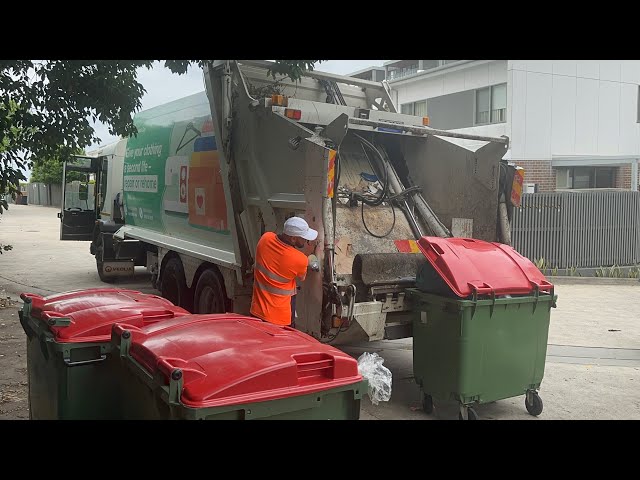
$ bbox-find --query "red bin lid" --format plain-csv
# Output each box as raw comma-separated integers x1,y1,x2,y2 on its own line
417,236,553,298
21,288,188,343
113,314,363,408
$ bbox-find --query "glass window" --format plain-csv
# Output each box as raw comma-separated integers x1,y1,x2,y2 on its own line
414,100,427,117
401,103,414,115
572,167,592,189
476,87,490,124
491,84,507,123
558,166,617,190
556,168,571,189
595,167,615,188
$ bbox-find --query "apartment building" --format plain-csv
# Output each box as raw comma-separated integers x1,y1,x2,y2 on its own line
354,60,640,192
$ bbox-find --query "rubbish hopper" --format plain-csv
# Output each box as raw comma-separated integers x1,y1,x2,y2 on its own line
111,314,366,420
19,288,188,420
407,236,557,420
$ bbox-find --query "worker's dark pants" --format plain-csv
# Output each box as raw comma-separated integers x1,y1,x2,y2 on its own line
290,294,297,328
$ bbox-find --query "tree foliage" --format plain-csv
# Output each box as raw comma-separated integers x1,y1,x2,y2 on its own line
1,60,320,213
31,146,85,185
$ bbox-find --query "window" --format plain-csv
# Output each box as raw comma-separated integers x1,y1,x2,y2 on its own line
491,84,507,123
400,100,427,116
475,88,491,124
401,103,414,115
556,168,571,189
413,100,427,117
555,167,616,189
427,90,475,130
475,83,507,125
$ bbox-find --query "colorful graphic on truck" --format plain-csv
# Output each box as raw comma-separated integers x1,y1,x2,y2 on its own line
123,92,231,250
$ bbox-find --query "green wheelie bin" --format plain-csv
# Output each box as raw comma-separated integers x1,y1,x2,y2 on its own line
111,313,366,420
19,288,188,420
408,236,557,420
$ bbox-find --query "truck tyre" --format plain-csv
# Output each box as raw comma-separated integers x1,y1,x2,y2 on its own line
161,256,193,311
194,268,227,314
95,235,116,284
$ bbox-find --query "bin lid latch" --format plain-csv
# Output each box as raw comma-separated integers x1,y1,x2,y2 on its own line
468,282,496,318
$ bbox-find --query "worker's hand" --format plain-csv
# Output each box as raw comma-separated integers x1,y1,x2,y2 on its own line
307,254,320,272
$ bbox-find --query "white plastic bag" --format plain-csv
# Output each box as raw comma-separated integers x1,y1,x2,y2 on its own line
357,352,392,405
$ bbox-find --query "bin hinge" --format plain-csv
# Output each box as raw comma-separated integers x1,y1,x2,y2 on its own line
530,282,540,313
119,329,132,358
168,369,184,405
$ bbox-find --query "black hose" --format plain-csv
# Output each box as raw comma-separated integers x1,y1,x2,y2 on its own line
361,201,396,239
353,133,389,207
386,185,421,202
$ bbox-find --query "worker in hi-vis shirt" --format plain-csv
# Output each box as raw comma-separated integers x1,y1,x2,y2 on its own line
250,216,319,326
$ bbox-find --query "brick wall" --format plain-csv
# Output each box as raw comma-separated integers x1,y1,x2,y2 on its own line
515,161,640,191
616,164,640,190
515,159,555,192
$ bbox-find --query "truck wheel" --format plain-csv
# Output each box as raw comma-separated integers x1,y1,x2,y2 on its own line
161,257,193,311
194,269,227,314
95,237,115,284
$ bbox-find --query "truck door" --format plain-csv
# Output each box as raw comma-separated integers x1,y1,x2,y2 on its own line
58,155,104,240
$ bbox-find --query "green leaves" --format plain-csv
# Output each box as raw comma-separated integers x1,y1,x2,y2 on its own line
1,60,150,209
1,59,320,215
268,60,323,82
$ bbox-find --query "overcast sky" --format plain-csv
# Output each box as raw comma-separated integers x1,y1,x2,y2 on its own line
90,60,386,149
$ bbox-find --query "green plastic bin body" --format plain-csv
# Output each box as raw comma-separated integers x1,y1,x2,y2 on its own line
111,315,366,420
19,289,188,420
409,290,555,406
118,356,365,420
20,308,121,420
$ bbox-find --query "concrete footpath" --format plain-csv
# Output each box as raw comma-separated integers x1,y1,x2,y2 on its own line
1,204,639,420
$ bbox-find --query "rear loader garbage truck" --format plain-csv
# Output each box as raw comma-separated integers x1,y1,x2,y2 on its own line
61,60,523,345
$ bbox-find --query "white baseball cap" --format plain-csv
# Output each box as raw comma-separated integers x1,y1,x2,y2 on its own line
284,216,318,241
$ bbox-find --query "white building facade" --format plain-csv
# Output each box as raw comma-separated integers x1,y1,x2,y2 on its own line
382,60,640,192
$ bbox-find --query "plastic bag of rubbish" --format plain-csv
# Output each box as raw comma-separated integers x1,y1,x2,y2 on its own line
357,352,392,405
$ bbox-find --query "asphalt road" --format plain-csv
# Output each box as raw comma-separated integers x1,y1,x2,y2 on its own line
1,204,639,420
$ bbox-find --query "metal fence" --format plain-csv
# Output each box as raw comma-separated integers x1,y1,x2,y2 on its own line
512,190,640,268
21,183,62,207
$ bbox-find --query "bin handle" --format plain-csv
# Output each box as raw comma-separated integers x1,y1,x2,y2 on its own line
469,282,493,297
530,280,553,294
20,293,42,302
156,357,206,383
112,323,144,337
64,355,107,367
41,311,73,327
141,309,184,324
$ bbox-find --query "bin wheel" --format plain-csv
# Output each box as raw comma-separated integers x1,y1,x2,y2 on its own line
422,393,434,415
459,406,479,420
525,391,543,416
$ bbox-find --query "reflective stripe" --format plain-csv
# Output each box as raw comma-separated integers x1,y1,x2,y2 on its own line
255,278,297,296
255,262,290,284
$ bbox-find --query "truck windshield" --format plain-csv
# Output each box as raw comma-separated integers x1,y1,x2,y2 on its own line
64,171,95,211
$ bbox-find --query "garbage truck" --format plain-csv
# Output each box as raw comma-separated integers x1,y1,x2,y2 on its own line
60,60,523,345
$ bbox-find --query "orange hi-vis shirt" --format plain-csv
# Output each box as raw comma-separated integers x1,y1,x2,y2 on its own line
250,232,308,325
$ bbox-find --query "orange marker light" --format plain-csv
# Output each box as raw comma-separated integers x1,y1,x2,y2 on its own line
285,109,302,120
